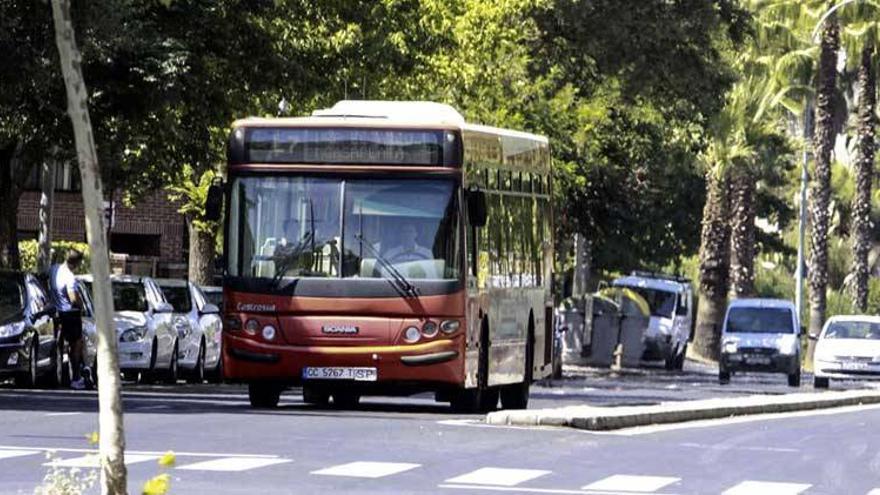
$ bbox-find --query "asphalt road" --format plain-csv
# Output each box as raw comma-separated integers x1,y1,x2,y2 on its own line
2,363,879,494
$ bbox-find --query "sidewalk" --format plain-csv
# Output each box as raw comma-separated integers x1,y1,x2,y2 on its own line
487,389,880,430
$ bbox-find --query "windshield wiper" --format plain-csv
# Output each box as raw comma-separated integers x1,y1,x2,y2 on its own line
271,231,315,287
354,233,419,298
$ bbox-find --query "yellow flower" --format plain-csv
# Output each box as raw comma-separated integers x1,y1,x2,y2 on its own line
86,432,99,445
142,473,171,495
158,451,176,467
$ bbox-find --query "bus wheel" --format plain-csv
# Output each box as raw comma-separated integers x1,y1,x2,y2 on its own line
248,383,282,408
331,392,361,409
500,381,529,410
450,387,498,413
302,386,330,407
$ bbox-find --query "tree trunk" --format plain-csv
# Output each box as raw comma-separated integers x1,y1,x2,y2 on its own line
188,220,216,286
51,2,127,494
729,170,756,298
693,168,730,361
808,17,839,337
851,45,875,313
0,143,26,270
37,159,56,274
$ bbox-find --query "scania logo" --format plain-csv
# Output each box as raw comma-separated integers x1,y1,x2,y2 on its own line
322,325,359,335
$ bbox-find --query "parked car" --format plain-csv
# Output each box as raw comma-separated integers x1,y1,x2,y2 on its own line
155,279,222,383
719,298,801,387
0,271,62,387
812,315,880,388
74,279,98,381
78,275,178,383
611,272,693,370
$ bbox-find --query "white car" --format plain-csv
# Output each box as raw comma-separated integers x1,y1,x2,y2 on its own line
719,298,802,386
611,272,693,370
812,315,880,388
79,275,178,383
155,279,222,383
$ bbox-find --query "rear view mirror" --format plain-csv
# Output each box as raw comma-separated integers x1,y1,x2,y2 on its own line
204,180,224,222
466,188,487,228
200,303,220,315
156,302,174,314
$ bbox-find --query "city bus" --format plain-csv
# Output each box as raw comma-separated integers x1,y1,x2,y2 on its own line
207,100,555,412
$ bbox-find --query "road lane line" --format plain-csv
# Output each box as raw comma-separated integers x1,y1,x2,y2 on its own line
722,481,811,495
176,457,291,472
311,461,421,478
582,475,680,492
678,442,798,453
45,453,158,468
0,445,279,459
445,467,551,487
0,449,40,460
45,412,83,417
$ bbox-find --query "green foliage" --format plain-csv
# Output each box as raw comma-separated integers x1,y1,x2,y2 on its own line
754,262,795,300
18,240,91,275
166,165,218,234
866,278,880,315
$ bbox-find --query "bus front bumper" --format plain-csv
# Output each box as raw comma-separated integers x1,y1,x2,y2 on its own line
222,334,464,386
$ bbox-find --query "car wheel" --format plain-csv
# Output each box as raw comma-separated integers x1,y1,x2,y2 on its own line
248,383,282,408
814,376,830,389
41,339,64,389
331,392,361,409
787,372,801,388
187,340,206,385
718,370,731,385
15,339,38,388
164,342,179,385
302,385,330,407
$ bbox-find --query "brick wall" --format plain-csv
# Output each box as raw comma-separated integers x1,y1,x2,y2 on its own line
17,189,187,266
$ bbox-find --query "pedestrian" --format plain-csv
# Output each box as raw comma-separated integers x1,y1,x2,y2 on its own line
50,249,86,390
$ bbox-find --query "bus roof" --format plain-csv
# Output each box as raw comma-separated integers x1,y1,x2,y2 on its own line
232,100,548,144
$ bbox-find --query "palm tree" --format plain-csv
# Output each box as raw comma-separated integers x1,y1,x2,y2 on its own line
839,1,880,312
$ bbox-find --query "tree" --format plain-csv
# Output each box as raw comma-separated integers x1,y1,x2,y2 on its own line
838,1,880,312
166,166,219,286
50,1,127,493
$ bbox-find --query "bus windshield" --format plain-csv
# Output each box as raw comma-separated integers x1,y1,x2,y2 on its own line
227,176,461,282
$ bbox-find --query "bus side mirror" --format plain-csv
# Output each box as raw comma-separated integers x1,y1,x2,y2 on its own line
467,189,487,228
205,180,224,222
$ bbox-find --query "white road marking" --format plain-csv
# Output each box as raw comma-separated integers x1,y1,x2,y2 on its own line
583,475,680,492
0,444,278,459
867,489,880,495
445,467,551,486
45,412,83,417
177,457,291,472
311,461,421,478
45,453,158,468
0,449,39,460
722,481,811,495
438,484,681,495
678,442,799,453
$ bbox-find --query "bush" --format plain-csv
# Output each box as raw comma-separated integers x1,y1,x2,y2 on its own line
18,240,91,275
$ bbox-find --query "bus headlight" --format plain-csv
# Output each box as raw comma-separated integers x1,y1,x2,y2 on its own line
440,320,460,335
244,319,260,336
422,321,438,338
262,325,276,341
403,326,421,343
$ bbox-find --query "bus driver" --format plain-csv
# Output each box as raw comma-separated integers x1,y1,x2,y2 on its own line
384,223,432,263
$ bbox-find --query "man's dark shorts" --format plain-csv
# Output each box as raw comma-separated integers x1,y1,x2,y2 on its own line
59,310,83,343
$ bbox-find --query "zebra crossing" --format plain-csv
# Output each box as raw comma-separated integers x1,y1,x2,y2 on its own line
0,447,866,494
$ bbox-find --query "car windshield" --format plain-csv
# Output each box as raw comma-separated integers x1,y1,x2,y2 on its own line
621,286,677,319
0,276,23,321
160,286,192,313
726,307,794,334
823,321,880,340
227,176,461,282
112,282,148,312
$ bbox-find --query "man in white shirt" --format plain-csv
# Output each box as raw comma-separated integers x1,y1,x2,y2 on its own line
384,223,432,263
51,250,85,389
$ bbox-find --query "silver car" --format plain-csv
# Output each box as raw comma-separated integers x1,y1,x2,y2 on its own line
155,279,222,383
79,275,178,383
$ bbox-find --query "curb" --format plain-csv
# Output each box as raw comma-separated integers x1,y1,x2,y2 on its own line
485,390,880,431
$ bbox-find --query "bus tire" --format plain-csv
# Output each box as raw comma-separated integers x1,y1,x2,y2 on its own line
332,392,360,409
302,385,330,406
500,317,533,410
248,383,282,408
451,387,497,413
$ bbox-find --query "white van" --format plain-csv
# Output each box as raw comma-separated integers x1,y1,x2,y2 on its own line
719,298,801,386
611,272,693,370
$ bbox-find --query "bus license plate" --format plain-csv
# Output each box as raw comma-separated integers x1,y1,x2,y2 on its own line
302,367,378,382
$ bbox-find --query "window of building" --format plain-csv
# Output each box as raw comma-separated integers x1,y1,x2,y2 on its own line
111,233,161,257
